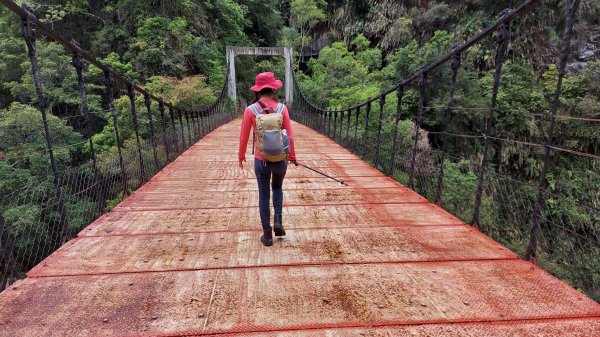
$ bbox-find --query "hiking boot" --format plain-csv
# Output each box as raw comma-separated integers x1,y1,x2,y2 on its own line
260,227,273,246
273,213,286,236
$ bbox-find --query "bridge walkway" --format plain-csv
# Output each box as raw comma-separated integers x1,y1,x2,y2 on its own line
0,119,599,336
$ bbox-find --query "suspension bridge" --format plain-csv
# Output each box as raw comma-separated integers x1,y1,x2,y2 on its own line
0,0,599,336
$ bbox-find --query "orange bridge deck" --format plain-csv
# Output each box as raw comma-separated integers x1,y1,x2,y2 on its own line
0,120,599,336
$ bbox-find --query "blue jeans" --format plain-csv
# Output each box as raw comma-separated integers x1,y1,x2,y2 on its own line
254,158,287,230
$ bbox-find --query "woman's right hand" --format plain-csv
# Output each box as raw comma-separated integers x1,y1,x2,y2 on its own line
239,158,246,169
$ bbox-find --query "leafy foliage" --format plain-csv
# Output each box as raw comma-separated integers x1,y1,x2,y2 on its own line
0,103,82,175
289,0,327,57
146,75,216,110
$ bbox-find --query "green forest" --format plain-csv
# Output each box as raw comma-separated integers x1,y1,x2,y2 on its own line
0,0,598,300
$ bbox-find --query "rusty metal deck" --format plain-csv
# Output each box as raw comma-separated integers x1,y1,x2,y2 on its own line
0,119,598,336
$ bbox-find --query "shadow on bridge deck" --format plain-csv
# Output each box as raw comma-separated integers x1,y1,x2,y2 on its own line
0,119,599,336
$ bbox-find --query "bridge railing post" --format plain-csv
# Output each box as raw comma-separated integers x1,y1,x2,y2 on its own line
144,93,160,172
218,104,222,127
72,44,104,213
215,106,219,130
200,110,206,138
317,108,322,133
188,111,194,141
309,104,314,130
192,111,199,141
317,107,321,132
363,100,372,159
205,108,210,135
212,107,216,131
210,106,214,132
337,109,343,143
304,101,309,126
337,108,343,143
103,70,128,195
296,96,301,122
353,106,360,152
192,110,197,140
299,99,303,123
213,106,217,131
323,109,326,135
20,9,70,243
313,106,317,131
168,104,180,155
316,108,321,133
158,100,171,161
201,110,206,138
345,108,352,148
340,109,345,144
337,109,343,144
472,14,510,229
526,0,581,262
126,83,146,183
375,94,386,169
197,110,203,138
327,110,331,137
333,110,338,141
317,109,321,132
339,109,344,143
177,108,186,148
326,110,331,137
390,86,405,178
192,110,198,140
196,110,202,139
207,107,213,133
185,111,192,145
408,73,427,190
303,97,309,126
435,52,461,206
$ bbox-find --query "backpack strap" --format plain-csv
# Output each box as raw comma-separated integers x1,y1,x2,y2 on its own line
249,102,262,116
252,100,279,116
274,103,285,114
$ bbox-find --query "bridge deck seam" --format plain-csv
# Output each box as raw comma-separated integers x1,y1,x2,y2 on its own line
133,186,410,194
78,222,467,238
27,258,521,279
111,200,429,212
143,174,383,181
148,315,600,337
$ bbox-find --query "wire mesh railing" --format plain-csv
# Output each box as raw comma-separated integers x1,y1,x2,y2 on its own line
292,0,599,301
0,1,234,289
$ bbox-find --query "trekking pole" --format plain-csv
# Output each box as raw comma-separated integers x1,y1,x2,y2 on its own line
297,163,347,185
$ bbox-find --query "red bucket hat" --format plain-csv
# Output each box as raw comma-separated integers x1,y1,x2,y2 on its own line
250,72,283,92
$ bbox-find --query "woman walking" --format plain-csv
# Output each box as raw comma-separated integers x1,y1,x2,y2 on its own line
238,72,297,247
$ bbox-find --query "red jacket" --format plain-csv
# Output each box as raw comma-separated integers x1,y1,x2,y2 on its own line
238,98,297,162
